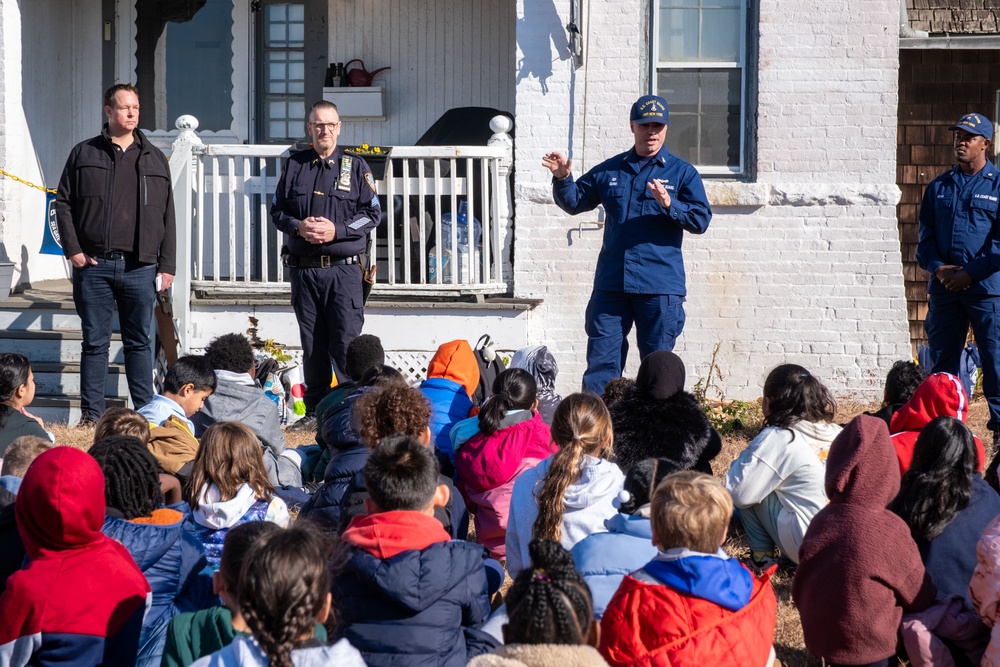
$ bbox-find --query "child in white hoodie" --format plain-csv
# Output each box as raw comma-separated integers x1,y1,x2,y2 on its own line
506,393,624,578
725,364,841,567
187,422,289,569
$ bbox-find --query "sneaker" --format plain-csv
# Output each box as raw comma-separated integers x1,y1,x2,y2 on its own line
287,413,317,433
747,553,780,575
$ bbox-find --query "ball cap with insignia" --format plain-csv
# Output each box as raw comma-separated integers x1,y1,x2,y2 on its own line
630,95,669,125
948,113,993,141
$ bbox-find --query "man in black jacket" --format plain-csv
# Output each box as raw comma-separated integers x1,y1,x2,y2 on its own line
55,83,175,425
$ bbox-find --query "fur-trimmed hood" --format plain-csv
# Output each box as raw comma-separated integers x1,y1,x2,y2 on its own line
610,388,721,474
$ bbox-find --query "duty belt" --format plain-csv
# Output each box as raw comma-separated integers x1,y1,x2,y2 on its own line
282,252,359,269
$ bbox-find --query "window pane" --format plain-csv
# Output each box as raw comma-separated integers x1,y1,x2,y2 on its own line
288,4,305,21
700,8,740,61
289,100,305,120
657,68,742,169
268,24,287,46
659,8,699,61
288,23,305,45
266,5,286,22
270,121,286,138
269,100,286,117
288,62,305,81
289,82,305,94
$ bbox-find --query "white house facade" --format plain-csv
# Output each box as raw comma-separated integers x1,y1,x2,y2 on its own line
0,0,910,405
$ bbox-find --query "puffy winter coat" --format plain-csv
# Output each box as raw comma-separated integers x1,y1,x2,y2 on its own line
725,420,841,564
794,416,937,665
334,511,498,667
890,372,985,474
189,483,290,569
970,512,1000,667
599,552,776,667
506,454,625,578
610,387,721,474
509,345,563,425
0,448,151,667
570,513,658,619
456,410,555,557
299,443,369,530
421,340,481,468
103,503,212,667
469,645,609,667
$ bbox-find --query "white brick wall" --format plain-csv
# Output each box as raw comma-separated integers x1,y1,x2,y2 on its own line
514,0,909,401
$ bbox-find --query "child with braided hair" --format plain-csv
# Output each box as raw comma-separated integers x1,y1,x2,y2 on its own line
186,421,290,569
189,522,364,667
506,393,624,578
92,435,211,667
469,539,609,667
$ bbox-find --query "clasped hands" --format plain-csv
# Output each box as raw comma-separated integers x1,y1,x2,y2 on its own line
541,151,671,208
298,216,337,244
936,265,973,291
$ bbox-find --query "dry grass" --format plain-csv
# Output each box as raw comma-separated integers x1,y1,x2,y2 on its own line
46,395,997,665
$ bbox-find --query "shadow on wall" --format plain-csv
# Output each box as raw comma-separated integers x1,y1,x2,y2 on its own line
516,0,571,94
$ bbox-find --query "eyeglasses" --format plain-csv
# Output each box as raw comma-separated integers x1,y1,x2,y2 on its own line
310,122,341,132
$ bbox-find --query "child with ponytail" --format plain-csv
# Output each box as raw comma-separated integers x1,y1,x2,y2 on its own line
455,368,556,558
506,393,624,578
190,522,366,667
725,363,841,567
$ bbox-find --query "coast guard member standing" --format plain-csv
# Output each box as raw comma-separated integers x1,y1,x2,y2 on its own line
271,101,380,430
917,113,1000,447
543,95,711,395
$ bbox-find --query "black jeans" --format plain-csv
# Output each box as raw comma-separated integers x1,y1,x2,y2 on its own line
72,255,156,420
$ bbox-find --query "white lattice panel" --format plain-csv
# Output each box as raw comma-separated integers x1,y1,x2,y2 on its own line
386,351,434,386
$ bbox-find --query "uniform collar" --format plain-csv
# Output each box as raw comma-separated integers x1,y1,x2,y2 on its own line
623,146,668,175
311,146,343,169
951,162,996,181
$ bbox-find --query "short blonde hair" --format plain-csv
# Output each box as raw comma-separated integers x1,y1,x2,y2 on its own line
94,407,151,445
651,471,733,554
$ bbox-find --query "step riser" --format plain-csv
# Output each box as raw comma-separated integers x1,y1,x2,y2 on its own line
33,372,130,398
0,340,126,364
0,309,120,333
33,405,82,427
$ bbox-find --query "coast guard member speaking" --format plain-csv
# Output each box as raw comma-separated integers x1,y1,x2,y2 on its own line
917,112,1000,446
543,95,712,394
271,100,380,427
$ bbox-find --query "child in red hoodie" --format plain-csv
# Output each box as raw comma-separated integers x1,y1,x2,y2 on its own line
333,434,497,667
0,447,151,666
889,372,986,474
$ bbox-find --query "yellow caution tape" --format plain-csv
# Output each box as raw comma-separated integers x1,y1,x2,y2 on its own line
0,169,56,194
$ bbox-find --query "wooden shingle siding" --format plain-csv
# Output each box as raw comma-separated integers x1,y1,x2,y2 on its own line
907,0,1000,34
896,49,1000,349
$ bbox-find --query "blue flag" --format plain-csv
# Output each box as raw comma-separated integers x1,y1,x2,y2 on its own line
40,193,62,255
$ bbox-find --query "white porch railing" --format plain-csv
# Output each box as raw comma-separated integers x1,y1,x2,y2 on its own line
167,114,515,353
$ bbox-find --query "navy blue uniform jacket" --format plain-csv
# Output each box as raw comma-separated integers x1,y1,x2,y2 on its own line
552,145,711,295
270,147,381,258
918,163,1000,295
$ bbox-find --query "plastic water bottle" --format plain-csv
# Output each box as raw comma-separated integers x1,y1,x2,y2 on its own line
433,200,481,282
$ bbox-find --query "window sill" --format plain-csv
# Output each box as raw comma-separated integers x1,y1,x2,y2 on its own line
704,182,769,209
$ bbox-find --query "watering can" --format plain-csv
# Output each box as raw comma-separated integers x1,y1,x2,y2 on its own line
344,59,390,87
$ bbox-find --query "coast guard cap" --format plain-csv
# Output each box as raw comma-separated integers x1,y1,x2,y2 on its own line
630,95,669,125
948,113,993,141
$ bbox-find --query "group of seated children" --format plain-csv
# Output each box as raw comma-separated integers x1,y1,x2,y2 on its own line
10,327,1000,667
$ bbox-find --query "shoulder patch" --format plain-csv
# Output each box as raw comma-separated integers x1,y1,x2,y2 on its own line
364,172,376,192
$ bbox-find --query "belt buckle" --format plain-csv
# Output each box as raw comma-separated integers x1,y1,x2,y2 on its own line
321,255,331,268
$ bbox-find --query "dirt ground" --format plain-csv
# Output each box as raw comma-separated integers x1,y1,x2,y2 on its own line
47,395,996,666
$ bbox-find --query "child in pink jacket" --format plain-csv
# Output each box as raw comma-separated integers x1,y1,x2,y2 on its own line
454,369,555,558
971,513,1000,666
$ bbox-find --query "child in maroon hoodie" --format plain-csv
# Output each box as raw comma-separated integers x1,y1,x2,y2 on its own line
0,447,151,666
333,434,496,667
794,416,936,667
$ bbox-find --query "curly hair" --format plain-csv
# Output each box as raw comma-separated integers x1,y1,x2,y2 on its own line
354,383,430,447
890,416,975,540
601,377,634,409
186,422,273,511
762,364,836,430
239,522,333,667
533,393,613,542
204,333,255,374
884,360,928,407
504,540,594,645
88,436,163,519
478,368,537,436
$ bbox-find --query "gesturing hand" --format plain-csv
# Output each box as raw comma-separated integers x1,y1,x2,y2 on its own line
646,179,671,209
542,152,572,180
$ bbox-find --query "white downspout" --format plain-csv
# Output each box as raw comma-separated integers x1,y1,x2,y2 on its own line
900,0,929,38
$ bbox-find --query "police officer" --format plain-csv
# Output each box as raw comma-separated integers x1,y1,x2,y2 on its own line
271,100,380,430
918,112,1000,448
543,95,712,395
